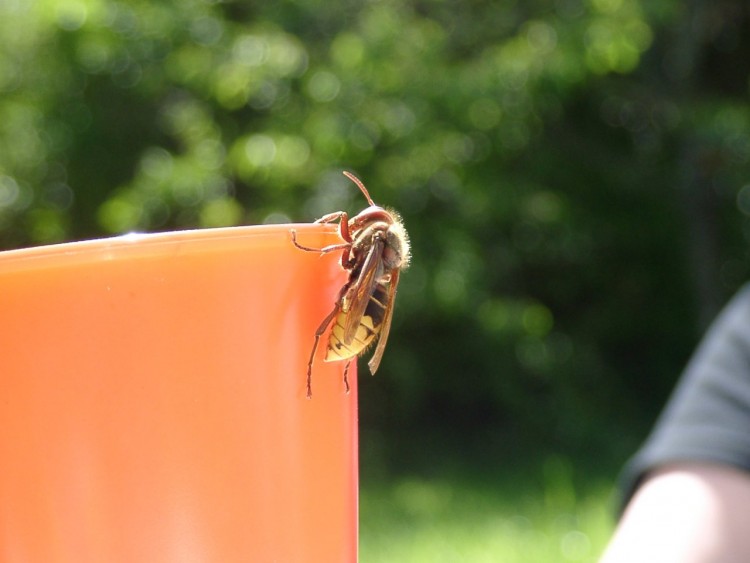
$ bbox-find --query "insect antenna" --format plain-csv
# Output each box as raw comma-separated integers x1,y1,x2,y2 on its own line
343,171,376,207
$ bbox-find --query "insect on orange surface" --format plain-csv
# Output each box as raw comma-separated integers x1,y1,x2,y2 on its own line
291,171,411,398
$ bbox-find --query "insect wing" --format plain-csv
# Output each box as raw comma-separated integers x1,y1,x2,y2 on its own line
367,269,400,374
342,237,384,345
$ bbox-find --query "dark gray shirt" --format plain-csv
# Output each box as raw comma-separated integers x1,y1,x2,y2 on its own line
619,284,750,508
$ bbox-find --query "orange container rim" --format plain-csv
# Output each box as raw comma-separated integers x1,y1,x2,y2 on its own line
0,224,339,272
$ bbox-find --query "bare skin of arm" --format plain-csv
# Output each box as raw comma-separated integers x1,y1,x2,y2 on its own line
600,463,750,563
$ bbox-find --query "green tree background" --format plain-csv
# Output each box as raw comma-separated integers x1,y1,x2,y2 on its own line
3,0,750,551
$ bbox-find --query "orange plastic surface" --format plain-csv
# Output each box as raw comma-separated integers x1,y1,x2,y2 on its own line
0,225,358,563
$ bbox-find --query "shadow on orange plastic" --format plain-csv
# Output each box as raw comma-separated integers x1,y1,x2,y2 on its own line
0,225,358,563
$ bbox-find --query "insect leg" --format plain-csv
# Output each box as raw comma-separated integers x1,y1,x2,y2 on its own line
343,360,351,394
317,210,353,245
290,229,350,254
316,211,349,226
306,302,341,399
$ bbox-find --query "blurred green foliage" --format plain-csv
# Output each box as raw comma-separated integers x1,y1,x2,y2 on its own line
2,0,750,467
360,458,614,562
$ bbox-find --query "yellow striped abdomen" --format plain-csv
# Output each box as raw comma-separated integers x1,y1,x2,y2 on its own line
325,283,388,362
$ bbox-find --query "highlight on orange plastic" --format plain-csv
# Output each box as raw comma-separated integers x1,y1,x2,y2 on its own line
0,225,358,563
